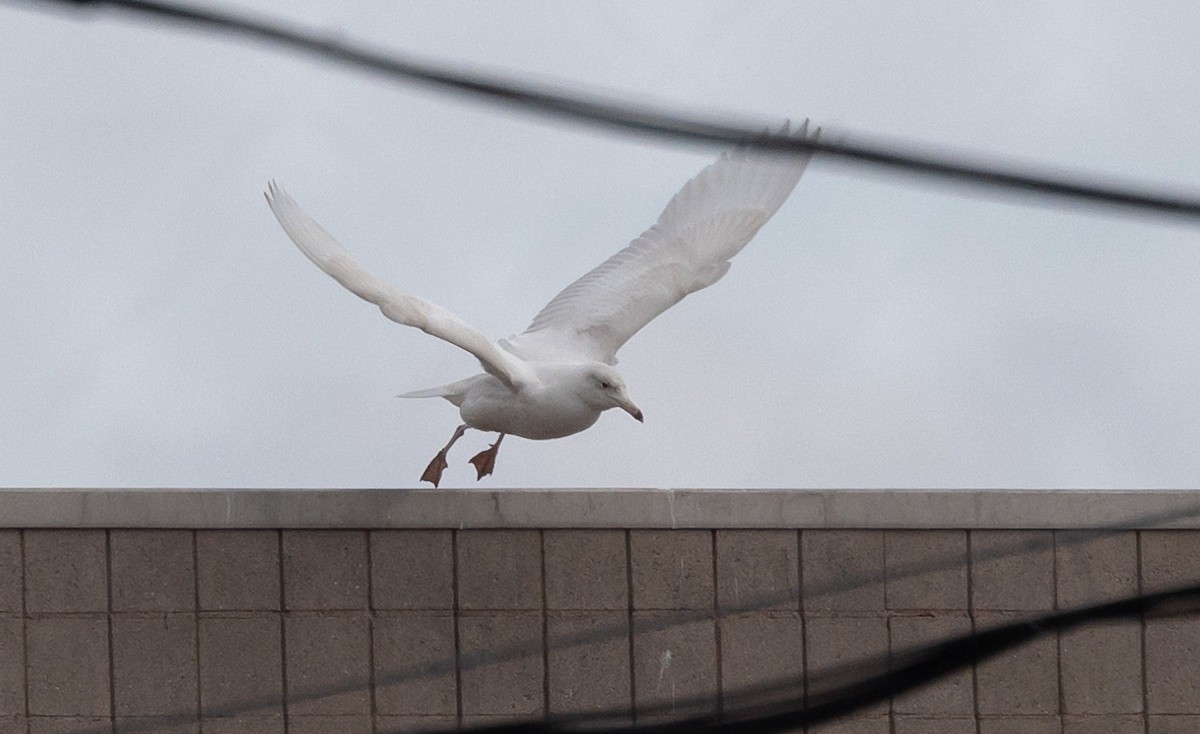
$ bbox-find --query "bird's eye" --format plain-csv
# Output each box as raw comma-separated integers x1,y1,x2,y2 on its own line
600,381,612,389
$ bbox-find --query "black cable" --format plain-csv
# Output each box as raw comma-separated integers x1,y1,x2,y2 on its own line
72,501,1200,734
423,580,1200,733
29,0,1200,222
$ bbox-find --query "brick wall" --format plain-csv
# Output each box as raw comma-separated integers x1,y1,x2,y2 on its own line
3,525,1200,733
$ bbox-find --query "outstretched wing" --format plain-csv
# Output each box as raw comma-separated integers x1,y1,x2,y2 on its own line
265,182,531,388
501,120,817,365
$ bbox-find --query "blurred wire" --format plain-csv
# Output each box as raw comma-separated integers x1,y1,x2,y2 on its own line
82,500,1200,734
32,0,1200,222
72,569,1200,734
421,579,1200,733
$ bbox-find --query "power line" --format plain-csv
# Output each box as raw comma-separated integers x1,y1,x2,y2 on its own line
36,0,1200,222
72,499,1200,734
404,579,1200,733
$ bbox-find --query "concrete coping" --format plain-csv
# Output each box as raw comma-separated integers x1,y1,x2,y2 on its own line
1,488,1200,529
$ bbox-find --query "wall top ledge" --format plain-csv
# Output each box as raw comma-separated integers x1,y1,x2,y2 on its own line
1,488,1199,529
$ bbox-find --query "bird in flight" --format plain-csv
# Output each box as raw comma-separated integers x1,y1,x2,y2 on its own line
266,120,817,486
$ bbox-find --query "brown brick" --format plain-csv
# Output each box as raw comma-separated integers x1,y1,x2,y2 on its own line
971,531,1055,611
719,613,803,697
375,716,458,733
0,532,20,613
893,718,977,734
1056,530,1137,608
1146,617,1200,713
802,530,885,612
1142,530,1200,593
371,531,454,610
459,612,543,716
373,612,456,716
28,718,113,734
26,617,109,716
287,716,372,734
716,530,799,612
978,718,1061,734
114,717,197,733
630,531,712,610
885,531,968,610
198,716,284,734
199,615,283,717
457,530,542,611
805,615,889,715
461,715,543,730
284,614,371,716
809,717,890,733
0,618,22,715
1062,715,1144,734
890,613,973,716
1150,715,1200,733
282,532,368,611
197,531,280,611
631,611,717,717
1060,622,1142,714
544,530,627,611
24,530,106,614
112,615,196,716
110,530,195,612
547,611,630,715
974,612,1058,715
0,717,26,734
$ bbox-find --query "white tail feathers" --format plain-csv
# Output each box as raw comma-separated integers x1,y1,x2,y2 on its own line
398,386,452,399
396,375,485,406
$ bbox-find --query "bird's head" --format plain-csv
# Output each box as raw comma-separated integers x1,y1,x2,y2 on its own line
580,364,643,422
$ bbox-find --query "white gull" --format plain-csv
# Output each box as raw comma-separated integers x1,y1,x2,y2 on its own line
266,120,817,486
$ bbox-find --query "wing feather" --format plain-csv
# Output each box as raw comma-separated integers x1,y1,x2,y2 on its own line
265,182,531,388
503,120,817,364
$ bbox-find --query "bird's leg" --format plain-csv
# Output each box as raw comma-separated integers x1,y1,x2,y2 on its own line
420,424,468,487
468,433,506,481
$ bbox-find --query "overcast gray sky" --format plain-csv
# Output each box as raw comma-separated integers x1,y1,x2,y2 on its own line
3,1,1199,489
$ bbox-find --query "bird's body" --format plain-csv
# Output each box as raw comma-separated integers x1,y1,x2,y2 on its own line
415,362,623,440
267,120,817,485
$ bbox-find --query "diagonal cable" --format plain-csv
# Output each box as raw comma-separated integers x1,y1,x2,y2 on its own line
26,0,1200,221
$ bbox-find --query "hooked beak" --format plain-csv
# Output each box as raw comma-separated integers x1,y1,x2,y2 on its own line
622,401,644,423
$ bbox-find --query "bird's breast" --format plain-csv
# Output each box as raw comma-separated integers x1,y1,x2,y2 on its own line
459,381,600,440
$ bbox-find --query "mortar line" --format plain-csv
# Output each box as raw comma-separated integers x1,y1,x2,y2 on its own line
366,530,378,734
882,531,895,734
797,529,809,734
1137,531,1149,734
625,530,637,724
1053,531,1064,734
278,530,290,734
192,531,202,730
711,529,723,718
540,529,550,719
451,529,464,727
105,530,116,734
967,531,982,734
19,531,30,726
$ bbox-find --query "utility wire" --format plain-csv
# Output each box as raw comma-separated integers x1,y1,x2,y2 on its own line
35,0,1200,222
78,499,1200,734
419,579,1200,733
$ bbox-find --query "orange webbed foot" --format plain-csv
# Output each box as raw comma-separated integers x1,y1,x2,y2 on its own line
468,434,505,481
420,451,450,487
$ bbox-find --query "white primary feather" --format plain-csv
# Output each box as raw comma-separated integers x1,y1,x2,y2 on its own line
264,182,532,389
501,119,818,364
